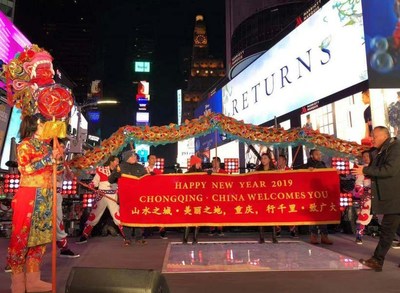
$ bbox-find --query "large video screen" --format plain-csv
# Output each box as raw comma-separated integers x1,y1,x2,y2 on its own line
0,11,31,169
0,11,31,64
0,106,21,170
0,100,12,163
362,0,400,88
222,0,367,125
194,90,223,156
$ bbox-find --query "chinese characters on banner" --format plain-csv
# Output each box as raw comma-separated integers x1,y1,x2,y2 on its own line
118,169,340,227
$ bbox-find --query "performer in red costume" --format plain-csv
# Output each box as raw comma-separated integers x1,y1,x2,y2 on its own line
3,44,73,293
76,155,125,244
7,115,62,293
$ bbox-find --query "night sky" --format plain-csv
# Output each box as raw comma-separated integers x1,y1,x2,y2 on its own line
13,0,225,166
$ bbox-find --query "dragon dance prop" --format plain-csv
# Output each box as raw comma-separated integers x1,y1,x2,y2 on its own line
77,180,118,204
69,112,369,171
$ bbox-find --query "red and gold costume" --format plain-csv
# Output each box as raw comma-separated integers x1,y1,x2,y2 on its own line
3,43,73,292
7,137,55,274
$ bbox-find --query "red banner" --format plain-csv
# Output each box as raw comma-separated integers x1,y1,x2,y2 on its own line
118,169,341,227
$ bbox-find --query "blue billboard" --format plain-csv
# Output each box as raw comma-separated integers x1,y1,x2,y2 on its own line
194,90,224,161
362,0,400,88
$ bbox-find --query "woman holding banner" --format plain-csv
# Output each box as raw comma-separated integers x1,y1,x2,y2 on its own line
255,152,278,243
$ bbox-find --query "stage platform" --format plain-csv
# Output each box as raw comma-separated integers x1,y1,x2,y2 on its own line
1,231,399,292
162,241,368,273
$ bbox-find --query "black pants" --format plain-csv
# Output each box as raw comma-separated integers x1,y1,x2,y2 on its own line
123,226,143,241
373,213,400,264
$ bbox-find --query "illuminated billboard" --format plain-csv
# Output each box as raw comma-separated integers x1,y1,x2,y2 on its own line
194,90,224,158
87,110,100,123
0,101,11,148
177,89,182,125
69,105,88,138
136,111,149,126
177,138,195,169
0,11,31,169
222,0,367,125
0,11,31,65
137,81,149,95
0,106,20,170
362,0,400,88
135,144,150,163
134,61,150,73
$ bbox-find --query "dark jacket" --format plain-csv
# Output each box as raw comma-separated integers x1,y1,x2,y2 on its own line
363,137,400,214
298,158,327,169
119,162,147,178
186,165,204,173
108,162,147,183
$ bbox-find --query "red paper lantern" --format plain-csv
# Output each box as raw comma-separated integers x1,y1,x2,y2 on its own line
36,85,73,119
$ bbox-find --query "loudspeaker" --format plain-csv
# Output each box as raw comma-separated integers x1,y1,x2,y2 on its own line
65,267,170,293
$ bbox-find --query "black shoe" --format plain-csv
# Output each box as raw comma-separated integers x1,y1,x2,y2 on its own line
290,231,299,238
360,258,383,272
75,236,88,244
208,230,217,236
60,249,80,258
4,265,11,273
160,231,168,239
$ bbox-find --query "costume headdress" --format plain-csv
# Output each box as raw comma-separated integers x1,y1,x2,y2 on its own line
2,44,73,138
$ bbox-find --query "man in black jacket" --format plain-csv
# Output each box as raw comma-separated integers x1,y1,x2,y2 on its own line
352,126,400,271
112,150,148,246
301,149,333,245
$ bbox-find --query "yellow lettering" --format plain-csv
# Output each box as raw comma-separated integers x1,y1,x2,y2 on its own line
239,181,267,188
212,181,234,189
175,181,207,190
308,191,328,199
211,194,245,202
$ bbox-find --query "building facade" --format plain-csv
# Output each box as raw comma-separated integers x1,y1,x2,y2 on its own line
182,15,226,121
226,0,319,78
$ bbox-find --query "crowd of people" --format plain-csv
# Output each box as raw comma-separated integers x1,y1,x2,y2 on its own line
4,119,400,292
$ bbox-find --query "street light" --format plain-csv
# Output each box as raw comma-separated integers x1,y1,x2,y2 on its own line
69,100,118,154
97,100,118,105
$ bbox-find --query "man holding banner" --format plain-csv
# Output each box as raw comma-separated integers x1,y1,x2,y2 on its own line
119,150,148,246
300,149,333,245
